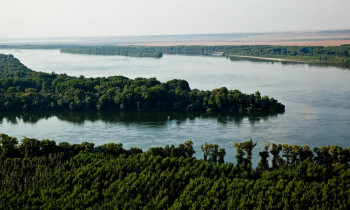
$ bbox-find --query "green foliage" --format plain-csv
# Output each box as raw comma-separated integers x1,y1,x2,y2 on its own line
233,139,257,168
0,54,285,113
61,45,350,66
147,140,195,158
0,134,349,209
0,134,20,159
224,45,350,66
19,138,41,158
160,45,350,66
201,142,226,164
60,46,163,58
270,143,284,169
2,44,350,66
96,143,124,156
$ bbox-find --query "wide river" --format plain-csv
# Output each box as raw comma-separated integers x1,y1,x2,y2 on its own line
1,49,349,165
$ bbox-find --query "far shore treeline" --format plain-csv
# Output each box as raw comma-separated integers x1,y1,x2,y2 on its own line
0,54,284,113
61,45,350,66
1,133,349,168
61,46,163,58
1,44,350,66
0,134,349,208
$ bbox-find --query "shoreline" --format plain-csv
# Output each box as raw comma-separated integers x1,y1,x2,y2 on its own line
226,54,316,63
128,40,350,47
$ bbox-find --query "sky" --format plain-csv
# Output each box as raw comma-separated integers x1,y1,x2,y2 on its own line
0,0,349,38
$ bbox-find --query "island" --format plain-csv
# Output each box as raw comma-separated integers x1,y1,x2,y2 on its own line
60,45,350,67
1,44,350,66
0,54,285,113
60,46,163,58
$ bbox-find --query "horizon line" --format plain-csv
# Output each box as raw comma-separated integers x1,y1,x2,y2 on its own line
1,28,350,40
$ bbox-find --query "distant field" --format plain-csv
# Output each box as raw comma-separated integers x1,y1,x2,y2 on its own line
129,30,350,46
1,29,350,46
134,40,350,46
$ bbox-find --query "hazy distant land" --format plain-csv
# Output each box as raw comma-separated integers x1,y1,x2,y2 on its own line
1,29,350,46
136,40,350,46
1,29,350,66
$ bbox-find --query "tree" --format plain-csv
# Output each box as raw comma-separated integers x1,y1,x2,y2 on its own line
19,137,41,157
233,139,257,167
129,147,143,156
96,143,124,156
41,139,58,156
218,148,226,164
299,145,313,162
0,133,20,159
233,142,245,165
184,140,195,157
270,143,284,169
148,147,166,157
240,139,257,166
282,144,293,165
257,143,270,171
201,142,224,163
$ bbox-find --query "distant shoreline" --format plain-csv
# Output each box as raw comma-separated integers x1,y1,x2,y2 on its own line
227,54,316,63
1,29,350,47
129,40,350,47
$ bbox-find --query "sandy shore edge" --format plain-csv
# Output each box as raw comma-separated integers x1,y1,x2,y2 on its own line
126,40,350,47
227,54,315,63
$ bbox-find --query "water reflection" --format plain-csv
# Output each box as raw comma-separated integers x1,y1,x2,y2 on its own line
0,110,283,126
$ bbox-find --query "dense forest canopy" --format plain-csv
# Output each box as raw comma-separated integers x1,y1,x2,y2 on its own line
0,134,349,209
0,54,284,113
60,46,163,58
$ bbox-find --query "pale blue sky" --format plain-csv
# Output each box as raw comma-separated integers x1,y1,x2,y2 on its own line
0,0,349,38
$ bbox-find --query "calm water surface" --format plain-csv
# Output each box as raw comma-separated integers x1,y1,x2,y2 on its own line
0,49,349,164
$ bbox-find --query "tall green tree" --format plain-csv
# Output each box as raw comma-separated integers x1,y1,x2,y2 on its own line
0,134,20,159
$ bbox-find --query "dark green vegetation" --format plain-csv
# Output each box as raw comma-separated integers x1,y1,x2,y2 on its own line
61,46,163,58
0,54,284,112
222,45,350,66
0,45,163,58
2,44,349,66
1,134,349,209
60,45,350,66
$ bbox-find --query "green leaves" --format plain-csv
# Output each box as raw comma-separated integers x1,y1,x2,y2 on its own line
60,46,163,58
0,53,285,113
1,134,349,208
0,155,347,208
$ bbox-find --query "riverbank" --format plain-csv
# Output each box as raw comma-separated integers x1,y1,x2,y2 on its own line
132,40,350,47
227,54,317,63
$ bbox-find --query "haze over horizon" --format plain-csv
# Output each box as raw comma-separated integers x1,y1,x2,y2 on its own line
1,0,350,38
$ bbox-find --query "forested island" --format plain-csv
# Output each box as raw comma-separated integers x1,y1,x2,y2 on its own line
0,134,349,209
60,45,350,66
1,44,350,66
0,54,284,113
60,46,163,58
